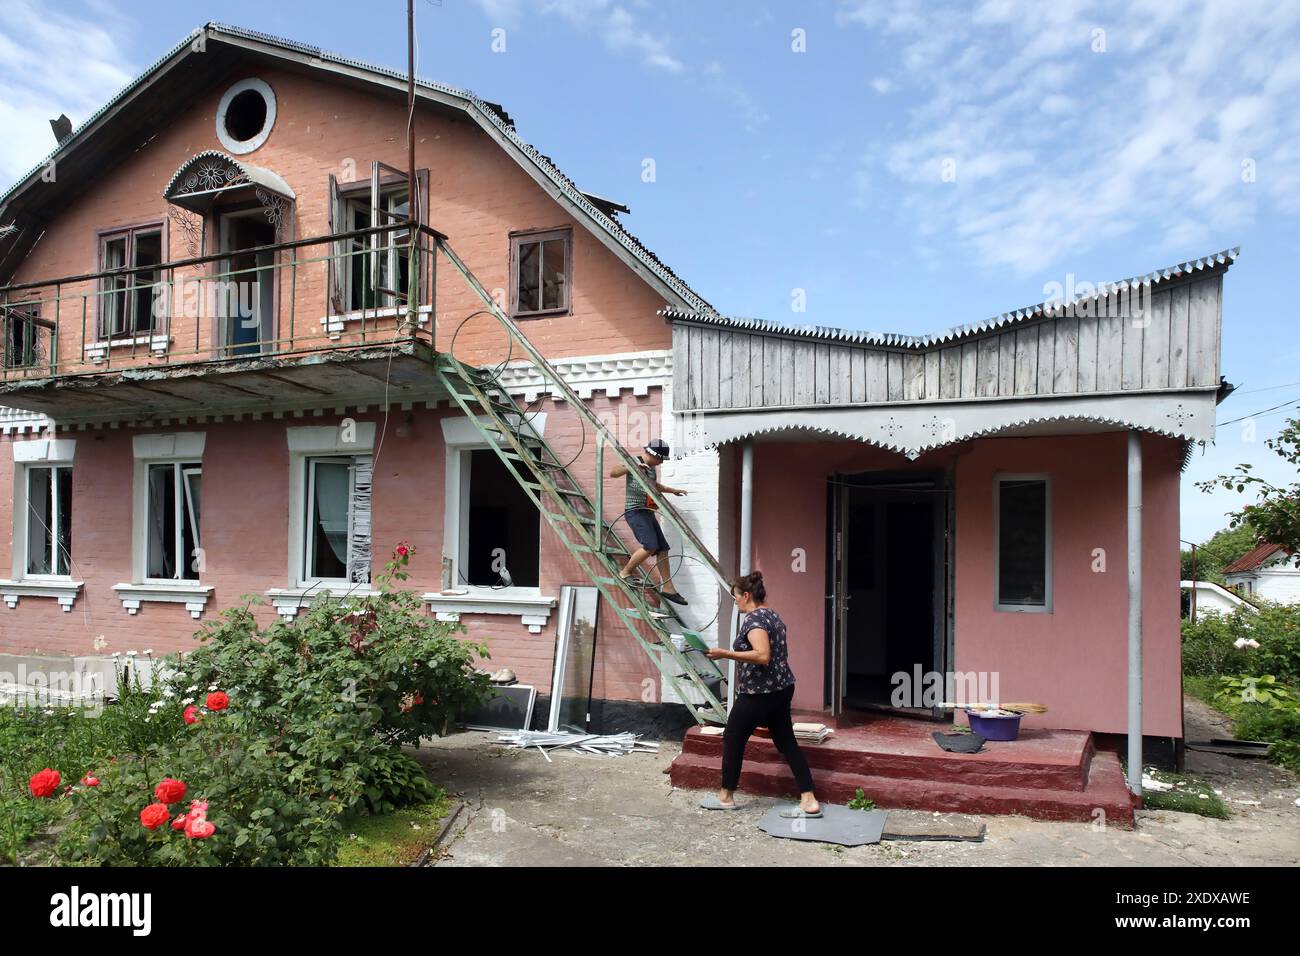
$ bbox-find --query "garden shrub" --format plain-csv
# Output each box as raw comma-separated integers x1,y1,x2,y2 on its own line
169,547,491,814
1182,600,1300,684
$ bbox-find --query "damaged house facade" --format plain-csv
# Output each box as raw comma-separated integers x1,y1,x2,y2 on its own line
0,24,1236,819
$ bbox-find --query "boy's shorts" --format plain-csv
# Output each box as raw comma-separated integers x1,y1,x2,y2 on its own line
626,508,670,553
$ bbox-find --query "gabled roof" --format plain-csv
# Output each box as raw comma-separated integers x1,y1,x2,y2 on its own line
0,23,712,313
1223,542,1293,575
662,247,1239,350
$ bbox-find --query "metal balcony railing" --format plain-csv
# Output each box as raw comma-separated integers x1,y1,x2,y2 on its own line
0,222,440,382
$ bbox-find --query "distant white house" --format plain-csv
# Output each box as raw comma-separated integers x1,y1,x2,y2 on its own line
1223,544,1300,605
1180,580,1255,617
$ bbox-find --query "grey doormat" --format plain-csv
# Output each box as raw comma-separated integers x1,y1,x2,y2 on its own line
757,803,888,846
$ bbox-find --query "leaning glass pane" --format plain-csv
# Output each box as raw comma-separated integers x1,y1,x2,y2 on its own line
55,466,72,576
309,460,350,579
146,463,177,579
26,467,52,575
541,238,567,310
517,241,540,312
182,468,201,580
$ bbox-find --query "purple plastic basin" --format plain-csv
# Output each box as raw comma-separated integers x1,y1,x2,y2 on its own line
966,710,1022,741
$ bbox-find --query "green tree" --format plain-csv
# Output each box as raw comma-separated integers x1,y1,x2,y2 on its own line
1180,521,1259,585
1197,415,1300,566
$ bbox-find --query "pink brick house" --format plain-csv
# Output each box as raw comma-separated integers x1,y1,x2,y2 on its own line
0,25,1237,808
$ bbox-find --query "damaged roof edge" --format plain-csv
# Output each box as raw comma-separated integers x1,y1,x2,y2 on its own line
662,247,1239,350
0,22,714,315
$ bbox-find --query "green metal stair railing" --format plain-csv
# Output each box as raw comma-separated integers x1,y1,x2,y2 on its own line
433,239,731,724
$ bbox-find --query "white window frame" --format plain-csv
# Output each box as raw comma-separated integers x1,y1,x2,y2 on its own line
3,438,82,611
128,433,208,586
992,473,1053,613
286,423,376,590
302,455,361,586
142,461,203,583
11,441,76,580
440,414,547,597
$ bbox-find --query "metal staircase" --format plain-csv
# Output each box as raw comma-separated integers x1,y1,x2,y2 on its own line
432,240,731,725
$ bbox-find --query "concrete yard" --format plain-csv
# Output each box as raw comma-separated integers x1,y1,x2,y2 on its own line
419,700,1300,867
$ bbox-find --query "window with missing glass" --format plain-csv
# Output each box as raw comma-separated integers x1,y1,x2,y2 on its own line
994,476,1051,611
510,228,570,317
145,462,201,580
26,465,72,576
302,455,372,585
100,226,163,338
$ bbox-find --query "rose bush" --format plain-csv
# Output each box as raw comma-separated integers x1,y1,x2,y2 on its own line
165,547,490,814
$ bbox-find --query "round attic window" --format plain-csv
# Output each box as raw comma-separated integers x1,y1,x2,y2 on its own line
216,78,276,154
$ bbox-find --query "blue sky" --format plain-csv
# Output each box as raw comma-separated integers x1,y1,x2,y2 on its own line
3,0,1299,547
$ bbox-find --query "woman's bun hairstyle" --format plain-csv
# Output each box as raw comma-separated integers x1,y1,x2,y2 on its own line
731,570,767,603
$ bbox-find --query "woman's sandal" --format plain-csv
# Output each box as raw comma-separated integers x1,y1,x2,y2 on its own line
699,795,741,811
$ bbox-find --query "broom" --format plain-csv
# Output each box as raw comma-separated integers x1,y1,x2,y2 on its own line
939,701,1048,714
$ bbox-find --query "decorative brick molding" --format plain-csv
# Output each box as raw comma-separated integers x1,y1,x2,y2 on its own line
423,590,557,633
112,583,214,619
0,580,83,612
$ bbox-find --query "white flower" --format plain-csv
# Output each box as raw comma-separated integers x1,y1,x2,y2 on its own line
1246,639,1261,649
161,688,175,698
143,648,153,656
111,652,122,659
186,685,198,692
1234,637,1249,649
181,697,194,706
126,650,138,657
207,683,218,691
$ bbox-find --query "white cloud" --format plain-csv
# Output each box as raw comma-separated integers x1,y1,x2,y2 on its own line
0,0,135,188
840,0,1300,274
871,76,894,94
477,0,683,73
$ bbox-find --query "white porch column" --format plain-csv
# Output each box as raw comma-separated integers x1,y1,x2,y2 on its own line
1127,430,1144,796
739,441,754,574
730,440,755,710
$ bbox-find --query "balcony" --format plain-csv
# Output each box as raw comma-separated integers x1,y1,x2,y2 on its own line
0,223,448,423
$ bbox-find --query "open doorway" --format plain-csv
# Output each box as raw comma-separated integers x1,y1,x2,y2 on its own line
829,472,947,717
218,210,276,355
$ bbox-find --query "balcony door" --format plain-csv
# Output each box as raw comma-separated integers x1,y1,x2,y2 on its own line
218,210,276,356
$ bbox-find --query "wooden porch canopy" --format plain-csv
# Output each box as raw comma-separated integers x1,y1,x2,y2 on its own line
666,249,1236,457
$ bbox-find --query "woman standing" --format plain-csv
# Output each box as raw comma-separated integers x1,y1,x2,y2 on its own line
701,571,821,817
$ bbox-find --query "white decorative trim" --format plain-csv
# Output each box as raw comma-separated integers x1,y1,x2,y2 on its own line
423,589,557,633
440,412,547,446
322,305,431,339
0,579,83,611
12,438,75,463
492,349,671,402
266,586,377,620
215,77,276,155
286,422,376,454
113,582,214,619
85,334,171,362
0,407,52,436
679,392,1218,459
133,431,206,460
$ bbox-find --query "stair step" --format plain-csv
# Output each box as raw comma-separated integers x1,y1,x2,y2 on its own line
668,750,1134,826
680,727,1092,791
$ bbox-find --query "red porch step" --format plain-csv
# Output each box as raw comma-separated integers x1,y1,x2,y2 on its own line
669,719,1137,827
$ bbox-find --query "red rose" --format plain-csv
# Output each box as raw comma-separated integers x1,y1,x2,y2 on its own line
29,768,60,798
171,813,187,831
205,691,229,711
396,544,410,557
81,774,99,787
183,705,200,725
140,803,171,830
154,778,187,804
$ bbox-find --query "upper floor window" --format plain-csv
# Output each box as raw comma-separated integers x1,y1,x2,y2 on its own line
26,464,72,576
344,186,410,312
510,228,571,318
994,476,1052,612
216,78,277,155
100,226,163,339
3,305,41,368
